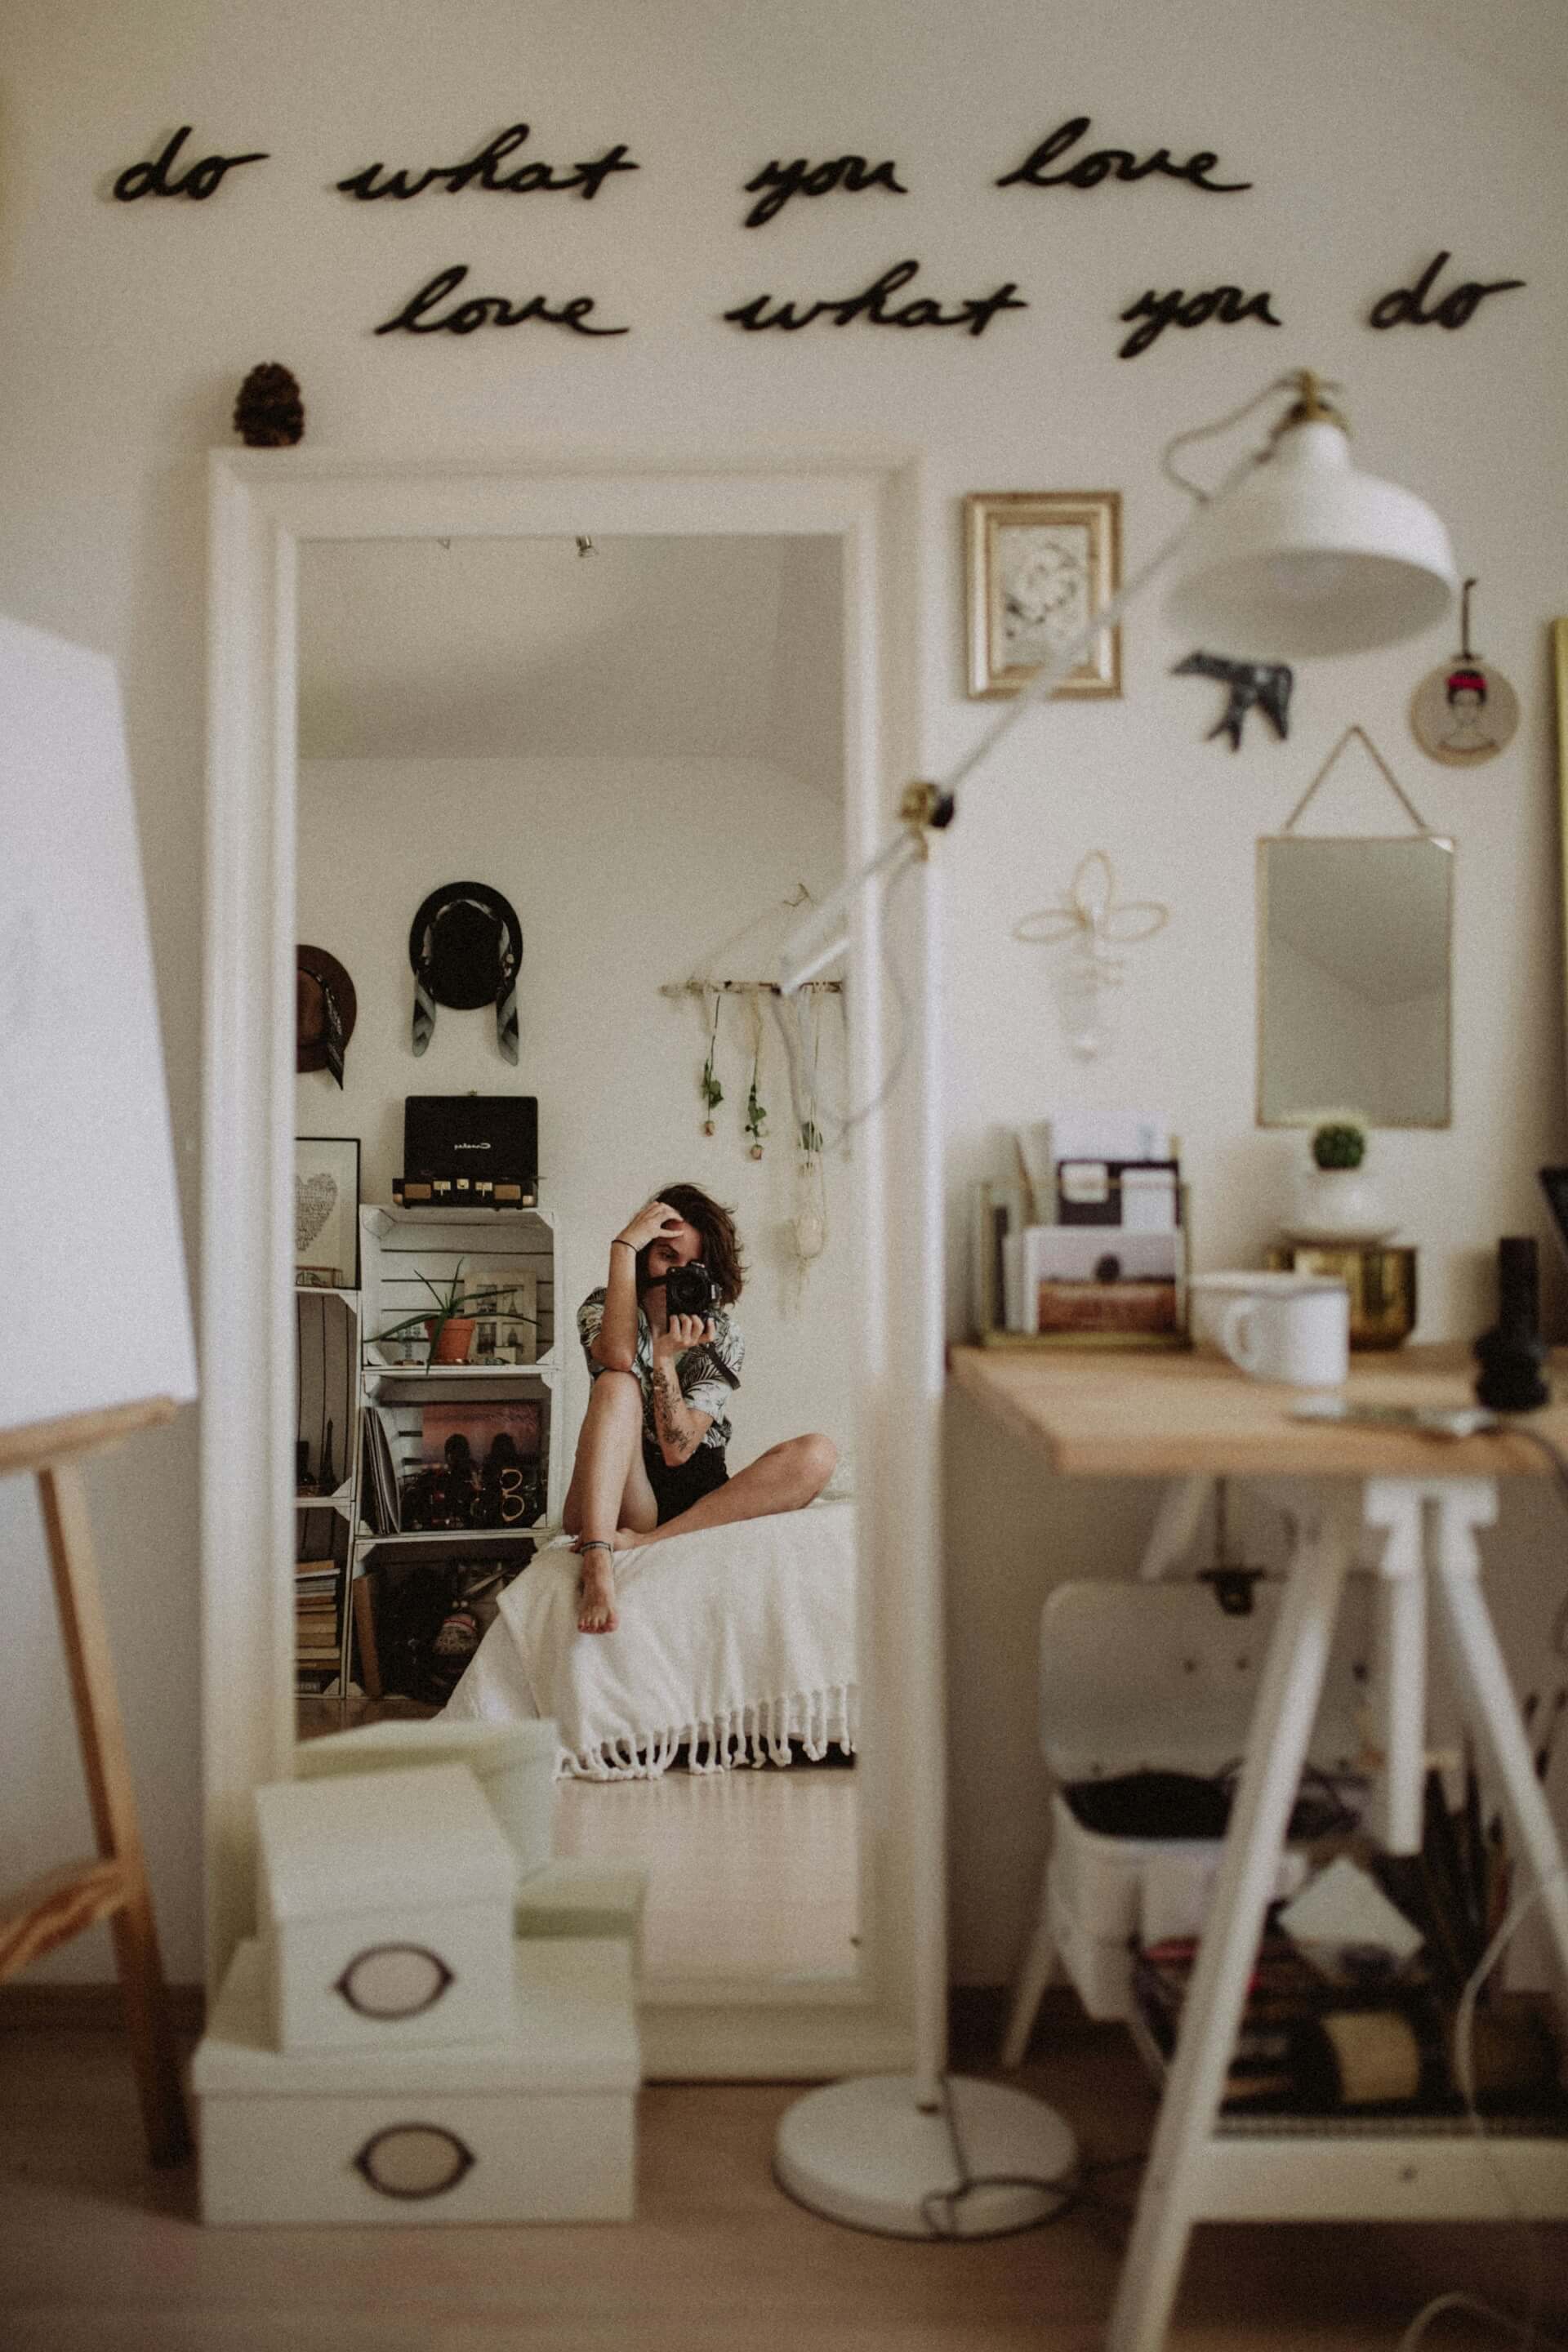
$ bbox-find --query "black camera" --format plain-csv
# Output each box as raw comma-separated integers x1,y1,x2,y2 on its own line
662,1261,719,1321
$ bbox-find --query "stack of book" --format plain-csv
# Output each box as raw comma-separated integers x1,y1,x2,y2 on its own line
295,1557,341,1682
973,1110,1187,1345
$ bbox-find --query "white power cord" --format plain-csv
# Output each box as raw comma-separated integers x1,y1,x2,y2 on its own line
1392,1864,1568,2352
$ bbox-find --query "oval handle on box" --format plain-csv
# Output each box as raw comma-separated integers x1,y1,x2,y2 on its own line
353,2122,476,2200
334,1943,454,2020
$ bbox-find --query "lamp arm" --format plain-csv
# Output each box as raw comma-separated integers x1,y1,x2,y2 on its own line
778,439,1266,997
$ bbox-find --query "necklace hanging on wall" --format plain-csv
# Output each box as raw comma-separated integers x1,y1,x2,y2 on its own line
1409,577,1518,767
744,996,768,1159
699,989,724,1135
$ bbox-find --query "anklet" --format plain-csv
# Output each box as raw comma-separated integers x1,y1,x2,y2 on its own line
578,1539,613,1557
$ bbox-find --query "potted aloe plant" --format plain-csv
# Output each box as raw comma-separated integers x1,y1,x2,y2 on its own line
375,1263,494,1365
1287,1115,1396,1244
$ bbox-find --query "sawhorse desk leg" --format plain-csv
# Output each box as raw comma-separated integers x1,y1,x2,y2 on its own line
1107,1495,1352,2352
1105,1476,1568,2352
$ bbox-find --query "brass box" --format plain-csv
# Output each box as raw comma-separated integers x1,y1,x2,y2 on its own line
1264,1244,1417,1350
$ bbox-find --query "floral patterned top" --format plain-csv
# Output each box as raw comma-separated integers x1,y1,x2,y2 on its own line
577,1288,744,1454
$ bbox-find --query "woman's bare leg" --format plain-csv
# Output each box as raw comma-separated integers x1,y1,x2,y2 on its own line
615,1432,836,1552
561,1372,657,1631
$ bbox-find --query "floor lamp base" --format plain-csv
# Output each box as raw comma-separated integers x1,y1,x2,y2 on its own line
774,2074,1078,2240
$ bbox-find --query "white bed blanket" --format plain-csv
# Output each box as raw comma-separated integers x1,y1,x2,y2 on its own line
441,1501,858,1780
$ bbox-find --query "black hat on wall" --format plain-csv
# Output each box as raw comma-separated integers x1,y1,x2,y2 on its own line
409,882,522,1063
296,945,357,1088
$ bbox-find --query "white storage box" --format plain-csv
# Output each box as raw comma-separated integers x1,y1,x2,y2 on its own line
295,1717,560,1883
1049,1790,1307,2020
256,1763,515,2055
514,1860,647,1970
194,1936,639,2225
1036,1578,1367,2024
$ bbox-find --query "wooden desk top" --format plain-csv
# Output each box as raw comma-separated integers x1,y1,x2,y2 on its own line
949,1343,1568,1480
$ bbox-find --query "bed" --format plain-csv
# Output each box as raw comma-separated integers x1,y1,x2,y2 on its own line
440,1499,858,1780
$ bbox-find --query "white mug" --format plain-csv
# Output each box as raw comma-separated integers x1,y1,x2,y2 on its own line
1213,1276,1349,1388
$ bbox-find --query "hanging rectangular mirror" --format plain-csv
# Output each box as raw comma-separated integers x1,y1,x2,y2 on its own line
1257,727,1454,1129
1258,835,1454,1126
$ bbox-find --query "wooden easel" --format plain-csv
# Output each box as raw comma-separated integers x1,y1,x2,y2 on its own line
0,1397,192,2166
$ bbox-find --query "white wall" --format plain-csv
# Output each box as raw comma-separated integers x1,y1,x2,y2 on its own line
2,0,1565,1988
296,752,855,1480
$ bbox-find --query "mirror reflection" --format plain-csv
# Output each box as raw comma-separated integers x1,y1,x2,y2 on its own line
1258,834,1454,1128
292,533,860,1989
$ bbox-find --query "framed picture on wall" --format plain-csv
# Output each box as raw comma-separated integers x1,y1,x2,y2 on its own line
964,489,1122,700
294,1135,360,1291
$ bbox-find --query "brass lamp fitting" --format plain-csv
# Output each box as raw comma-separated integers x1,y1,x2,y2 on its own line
899,781,956,858
1272,368,1351,440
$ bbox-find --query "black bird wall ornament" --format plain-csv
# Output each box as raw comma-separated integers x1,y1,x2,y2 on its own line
1173,650,1293,751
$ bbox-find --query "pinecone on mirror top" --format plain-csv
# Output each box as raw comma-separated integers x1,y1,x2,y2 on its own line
234,363,304,447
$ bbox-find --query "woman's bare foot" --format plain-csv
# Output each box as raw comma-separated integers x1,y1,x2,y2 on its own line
576,1541,618,1633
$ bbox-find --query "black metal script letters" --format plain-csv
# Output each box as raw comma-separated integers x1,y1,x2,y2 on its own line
374,265,630,336
1370,252,1526,332
338,122,638,202
741,154,907,227
724,258,1026,337
1117,283,1281,358
998,115,1250,194
113,126,269,201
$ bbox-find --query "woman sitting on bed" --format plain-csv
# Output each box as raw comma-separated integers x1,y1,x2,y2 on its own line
565,1183,836,1633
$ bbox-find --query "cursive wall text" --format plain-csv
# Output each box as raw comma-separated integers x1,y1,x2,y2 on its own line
742,154,907,226
339,122,638,202
998,115,1250,194
1370,251,1526,331
1117,282,1280,357
724,256,1026,336
374,265,630,336
113,126,269,201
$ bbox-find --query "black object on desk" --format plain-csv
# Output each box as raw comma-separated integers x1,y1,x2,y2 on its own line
1473,1236,1550,1412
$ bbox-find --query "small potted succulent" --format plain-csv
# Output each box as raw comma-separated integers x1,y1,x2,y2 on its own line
1286,1115,1396,1244
374,1263,491,1366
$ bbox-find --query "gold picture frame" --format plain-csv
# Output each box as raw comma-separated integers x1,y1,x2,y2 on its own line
964,488,1121,700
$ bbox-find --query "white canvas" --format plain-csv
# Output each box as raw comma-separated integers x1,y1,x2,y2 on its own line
0,614,197,1430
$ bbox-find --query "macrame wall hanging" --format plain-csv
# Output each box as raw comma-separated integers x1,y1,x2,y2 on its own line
1013,849,1169,1061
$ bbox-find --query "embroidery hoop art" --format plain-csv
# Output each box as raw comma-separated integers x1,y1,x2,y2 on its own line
1410,578,1518,767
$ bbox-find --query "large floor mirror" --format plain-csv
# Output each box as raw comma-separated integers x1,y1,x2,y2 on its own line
203,452,935,2078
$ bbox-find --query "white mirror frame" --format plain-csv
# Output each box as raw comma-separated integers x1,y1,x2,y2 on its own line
202,445,946,2079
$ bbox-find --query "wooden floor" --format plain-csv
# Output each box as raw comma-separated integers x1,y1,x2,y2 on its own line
2,1998,1565,2351
299,1693,861,1986
554,1766,858,1982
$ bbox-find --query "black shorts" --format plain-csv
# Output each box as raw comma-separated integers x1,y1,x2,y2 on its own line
643,1439,728,1526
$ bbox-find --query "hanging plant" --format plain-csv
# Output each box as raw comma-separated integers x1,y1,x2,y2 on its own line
699,991,724,1135
800,1117,823,1156
742,996,768,1158
745,1070,768,1157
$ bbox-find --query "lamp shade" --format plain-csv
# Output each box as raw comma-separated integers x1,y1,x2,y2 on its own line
1165,420,1457,658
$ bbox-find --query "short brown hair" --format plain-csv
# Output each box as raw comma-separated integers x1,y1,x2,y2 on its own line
639,1182,746,1305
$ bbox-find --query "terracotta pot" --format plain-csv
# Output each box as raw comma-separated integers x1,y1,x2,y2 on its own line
426,1316,476,1365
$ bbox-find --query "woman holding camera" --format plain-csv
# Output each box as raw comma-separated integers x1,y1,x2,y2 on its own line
564,1182,836,1633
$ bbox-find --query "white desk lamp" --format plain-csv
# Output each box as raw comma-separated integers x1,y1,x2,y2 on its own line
773,370,1459,2239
